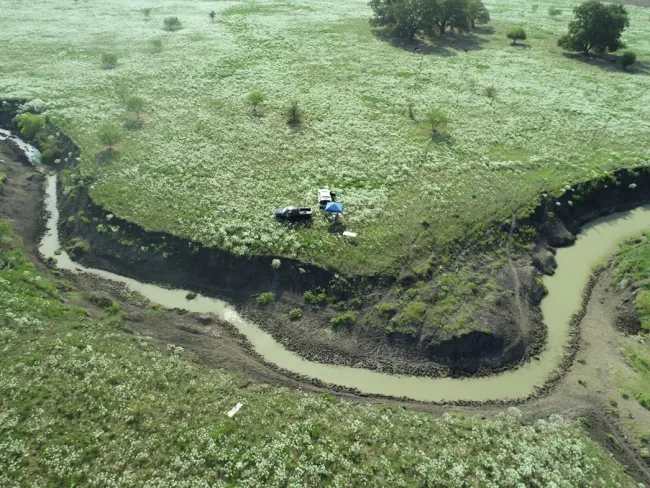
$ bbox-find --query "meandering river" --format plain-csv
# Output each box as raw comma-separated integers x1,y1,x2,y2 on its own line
4,129,649,402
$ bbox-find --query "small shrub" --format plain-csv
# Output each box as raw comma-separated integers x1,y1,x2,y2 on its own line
578,378,586,386
149,38,163,54
531,4,539,12
548,6,561,18
392,301,427,328
209,10,216,22
14,113,46,139
376,302,398,318
425,109,448,137
98,123,122,151
87,293,114,309
347,297,363,310
65,238,90,259
0,172,6,187
484,86,497,99
125,96,145,120
621,51,636,70
619,388,629,399
506,27,527,45
304,289,328,305
186,292,197,300
256,292,275,305
163,16,182,31
101,53,118,69
330,311,357,328
610,407,619,418
639,432,649,444
635,392,650,410
286,100,302,125
246,91,264,115
142,8,151,20
288,308,302,320
271,258,281,269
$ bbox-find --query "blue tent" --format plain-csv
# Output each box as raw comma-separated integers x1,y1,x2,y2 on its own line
324,202,344,213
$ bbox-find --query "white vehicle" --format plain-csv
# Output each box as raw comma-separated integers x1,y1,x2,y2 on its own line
317,188,332,207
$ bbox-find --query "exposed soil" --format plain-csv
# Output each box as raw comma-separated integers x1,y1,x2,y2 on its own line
3,137,650,485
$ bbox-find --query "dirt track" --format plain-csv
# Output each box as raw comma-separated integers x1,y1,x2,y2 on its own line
2,140,650,484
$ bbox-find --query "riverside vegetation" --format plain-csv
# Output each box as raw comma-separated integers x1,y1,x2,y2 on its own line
0,220,639,486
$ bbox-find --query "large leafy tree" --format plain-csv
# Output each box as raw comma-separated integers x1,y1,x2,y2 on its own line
558,0,629,55
421,0,471,38
467,0,489,28
369,0,424,41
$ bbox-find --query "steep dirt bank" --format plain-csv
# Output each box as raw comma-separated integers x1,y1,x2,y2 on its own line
4,101,650,380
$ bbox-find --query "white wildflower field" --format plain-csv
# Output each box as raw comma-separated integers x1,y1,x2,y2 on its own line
0,221,638,486
1,0,649,272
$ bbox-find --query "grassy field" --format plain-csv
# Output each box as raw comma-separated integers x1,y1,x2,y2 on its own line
1,0,649,273
0,220,638,486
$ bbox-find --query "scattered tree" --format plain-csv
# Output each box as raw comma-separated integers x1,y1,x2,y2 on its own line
548,6,562,18
209,10,216,22
14,113,46,139
149,38,163,54
246,91,265,115
98,124,122,152
125,96,145,120
163,16,182,31
286,101,302,125
558,0,629,55
621,50,637,70
467,0,490,28
506,27,527,45
101,53,118,69
424,108,448,137
142,8,151,21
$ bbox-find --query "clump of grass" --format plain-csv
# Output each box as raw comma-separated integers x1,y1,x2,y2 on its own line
619,388,629,399
163,16,182,31
64,238,90,259
578,378,586,386
304,288,328,305
256,292,275,306
149,38,163,54
330,311,357,328
288,308,302,320
0,172,6,188
101,53,118,69
376,302,398,318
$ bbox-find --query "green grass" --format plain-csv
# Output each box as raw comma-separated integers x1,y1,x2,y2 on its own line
612,236,650,411
1,0,649,274
613,233,650,332
0,219,638,486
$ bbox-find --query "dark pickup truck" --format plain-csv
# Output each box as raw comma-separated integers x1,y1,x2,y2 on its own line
274,206,313,220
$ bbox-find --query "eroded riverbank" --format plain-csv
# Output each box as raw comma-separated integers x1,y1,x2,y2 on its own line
39,172,650,402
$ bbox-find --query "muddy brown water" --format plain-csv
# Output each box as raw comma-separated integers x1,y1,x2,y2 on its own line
15,133,650,402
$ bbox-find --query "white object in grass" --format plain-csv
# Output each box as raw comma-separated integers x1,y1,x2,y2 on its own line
227,403,243,418
342,231,357,238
